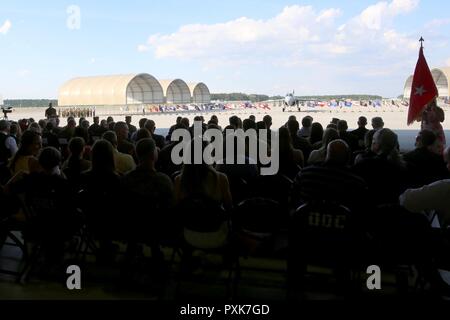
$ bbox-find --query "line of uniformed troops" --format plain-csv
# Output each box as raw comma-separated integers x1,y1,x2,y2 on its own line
58,108,95,118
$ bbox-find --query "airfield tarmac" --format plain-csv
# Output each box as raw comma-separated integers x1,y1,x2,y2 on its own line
6,105,450,152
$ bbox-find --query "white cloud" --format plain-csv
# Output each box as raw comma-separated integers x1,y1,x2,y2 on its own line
139,5,341,62
425,18,450,29
389,0,419,14
137,44,149,52
0,19,12,35
316,8,342,24
383,29,418,51
89,58,96,64
138,0,421,78
338,0,419,36
446,58,450,67
17,69,30,77
335,0,419,55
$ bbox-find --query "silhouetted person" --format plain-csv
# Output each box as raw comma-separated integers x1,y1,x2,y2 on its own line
45,103,57,119
287,119,312,162
400,146,450,227
144,120,165,150
122,138,174,257
294,140,367,212
298,116,313,138
403,130,449,187
114,121,135,156
351,116,369,150
337,120,358,152
309,122,324,149
353,128,408,205
353,129,377,165
308,128,339,165
125,116,137,137
89,116,106,142
278,127,304,179
371,117,384,130
102,131,135,175
62,137,91,185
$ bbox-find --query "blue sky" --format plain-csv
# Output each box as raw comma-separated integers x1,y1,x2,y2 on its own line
1,0,450,99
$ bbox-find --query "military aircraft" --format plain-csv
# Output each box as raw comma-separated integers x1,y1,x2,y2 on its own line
282,91,317,112
282,92,301,112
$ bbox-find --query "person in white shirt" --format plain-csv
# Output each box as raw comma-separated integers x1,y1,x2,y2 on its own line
399,146,450,227
0,120,18,165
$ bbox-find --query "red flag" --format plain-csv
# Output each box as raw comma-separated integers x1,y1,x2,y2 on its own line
408,45,438,125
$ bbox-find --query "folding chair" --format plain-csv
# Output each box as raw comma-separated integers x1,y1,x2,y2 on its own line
226,175,248,206
0,216,28,278
248,174,293,226
287,201,360,297
232,198,287,297
16,184,83,283
172,196,240,300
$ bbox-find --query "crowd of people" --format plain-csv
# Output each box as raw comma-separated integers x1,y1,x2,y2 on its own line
0,103,449,293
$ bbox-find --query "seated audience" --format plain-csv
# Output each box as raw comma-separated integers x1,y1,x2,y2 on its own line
88,117,106,142
122,138,174,253
295,140,367,212
309,122,324,149
216,134,259,183
399,146,450,228
287,119,312,161
102,131,136,175
337,120,358,152
114,121,135,157
62,137,91,183
58,118,76,141
79,140,125,246
371,117,384,130
42,121,60,149
134,128,151,143
308,128,339,165
403,130,449,187
131,117,148,142
9,130,42,175
144,120,166,150
0,120,18,167
7,147,79,258
125,116,137,137
298,116,313,138
351,116,369,150
353,128,408,205
353,130,377,165
278,127,304,179
174,139,232,210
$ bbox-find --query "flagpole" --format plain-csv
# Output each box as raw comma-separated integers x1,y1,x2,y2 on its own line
407,36,438,125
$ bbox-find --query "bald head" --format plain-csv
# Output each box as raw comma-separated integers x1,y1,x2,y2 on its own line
372,128,398,155
326,139,350,166
144,119,156,133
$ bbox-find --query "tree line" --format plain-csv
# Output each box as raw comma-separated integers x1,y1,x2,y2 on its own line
4,99,58,108
4,94,385,108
